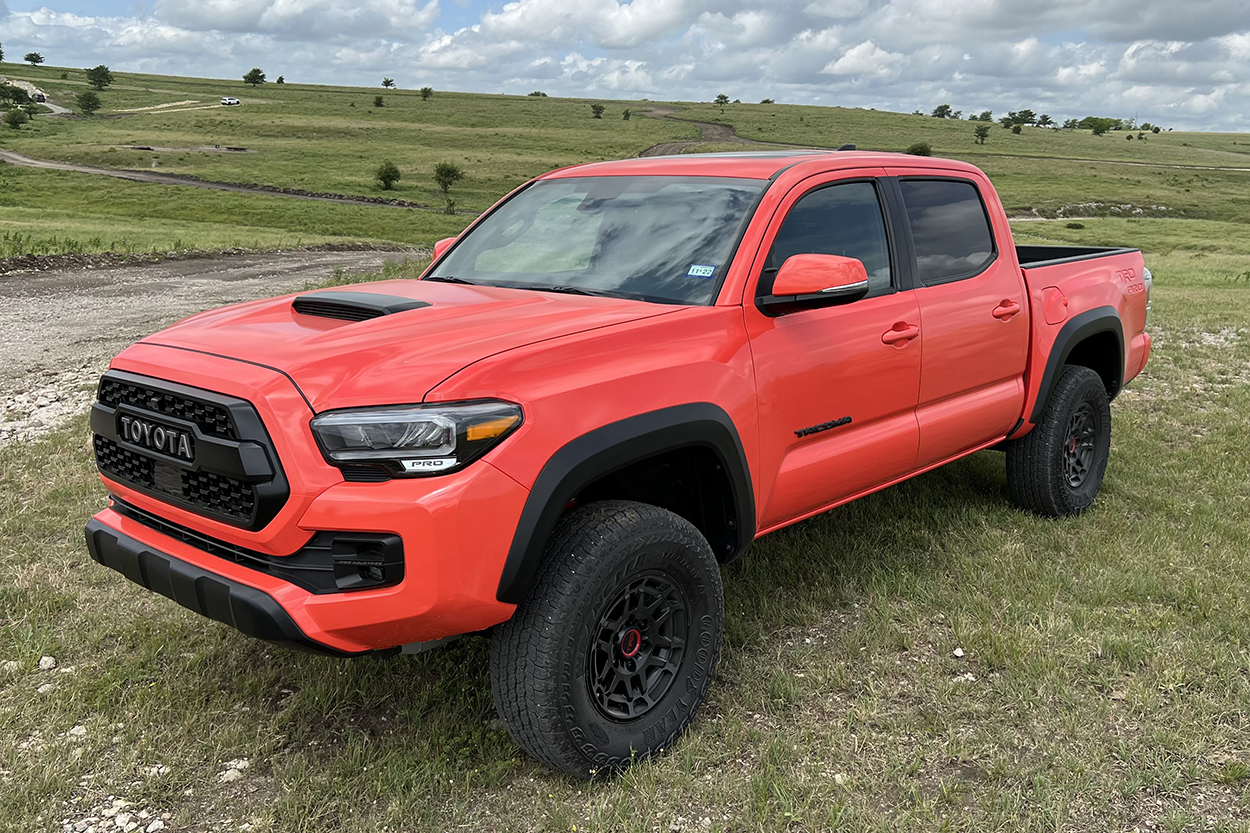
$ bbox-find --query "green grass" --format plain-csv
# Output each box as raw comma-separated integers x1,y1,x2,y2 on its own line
0,164,468,258
3,63,1250,831
2,221,1250,831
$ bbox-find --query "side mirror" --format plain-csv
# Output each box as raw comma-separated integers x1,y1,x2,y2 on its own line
758,254,871,316
432,236,457,260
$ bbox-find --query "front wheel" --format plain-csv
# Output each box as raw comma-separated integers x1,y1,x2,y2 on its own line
1006,365,1112,516
489,500,723,777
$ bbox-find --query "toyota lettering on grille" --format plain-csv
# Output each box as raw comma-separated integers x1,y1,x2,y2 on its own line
118,414,195,462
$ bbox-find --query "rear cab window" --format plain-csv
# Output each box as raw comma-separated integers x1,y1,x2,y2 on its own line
897,179,996,285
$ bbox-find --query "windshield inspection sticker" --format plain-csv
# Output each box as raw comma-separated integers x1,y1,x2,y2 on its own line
687,264,718,279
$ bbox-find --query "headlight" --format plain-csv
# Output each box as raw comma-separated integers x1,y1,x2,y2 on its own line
310,400,522,477
1142,266,1153,326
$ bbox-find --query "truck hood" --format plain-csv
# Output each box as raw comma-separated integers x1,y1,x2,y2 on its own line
140,280,678,410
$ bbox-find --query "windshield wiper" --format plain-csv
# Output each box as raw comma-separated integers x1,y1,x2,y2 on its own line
423,275,477,285
528,284,627,299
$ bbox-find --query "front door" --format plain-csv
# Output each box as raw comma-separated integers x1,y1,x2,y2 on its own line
745,172,922,531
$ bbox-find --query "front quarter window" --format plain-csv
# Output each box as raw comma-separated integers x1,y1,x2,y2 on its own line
428,176,766,305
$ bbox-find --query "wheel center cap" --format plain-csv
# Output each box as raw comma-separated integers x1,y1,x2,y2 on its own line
620,628,642,658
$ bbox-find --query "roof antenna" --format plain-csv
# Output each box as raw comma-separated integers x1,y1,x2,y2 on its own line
837,143,856,151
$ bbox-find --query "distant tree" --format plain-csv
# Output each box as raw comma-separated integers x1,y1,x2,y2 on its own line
951,110,962,119
243,68,266,87
420,86,434,100
4,108,29,130
1037,114,1053,128
1062,118,1079,130
1126,134,1133,140
1140,122,1153,131
760,98,774,104
1078,116,1123,133
931,103,953,119
590,103,605,119
75,90,101,116
714,93,730,107
1012,124,1022,134
976,110,993,122
0,84,31,106
276,75,285,84
382,78,395,88
374,95,385,107
1000,116,1015,129
1152,126,1161,134
0,42,5,63
905,141,932,156
375,160,401,190
527,90,548,97
622,108,631,120
85,65,114,90
1091,123,1109,136
974,124,991,144
433,162,464,214
24,52,44,66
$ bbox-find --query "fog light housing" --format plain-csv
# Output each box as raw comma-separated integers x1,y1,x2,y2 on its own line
330,534,404,591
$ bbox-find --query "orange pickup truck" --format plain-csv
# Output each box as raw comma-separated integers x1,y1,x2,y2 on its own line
85,150,1150,776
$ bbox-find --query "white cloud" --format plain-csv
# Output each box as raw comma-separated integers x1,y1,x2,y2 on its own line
0,0,1247,130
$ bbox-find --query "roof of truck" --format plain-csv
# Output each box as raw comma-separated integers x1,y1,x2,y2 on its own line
541,150,983,181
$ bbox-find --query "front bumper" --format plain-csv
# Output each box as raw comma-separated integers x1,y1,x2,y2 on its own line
85,519,368,656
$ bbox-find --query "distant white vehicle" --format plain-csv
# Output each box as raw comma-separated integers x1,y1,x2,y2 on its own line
220,97,241,106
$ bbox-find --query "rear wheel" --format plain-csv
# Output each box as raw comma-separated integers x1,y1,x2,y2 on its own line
490,500,723,777
1006,365,1112,516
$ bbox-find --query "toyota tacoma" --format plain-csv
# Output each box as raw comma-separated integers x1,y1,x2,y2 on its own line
85,150,1151,776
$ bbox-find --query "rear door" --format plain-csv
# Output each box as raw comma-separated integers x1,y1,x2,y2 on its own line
745,170,922,530
886,171,1030,468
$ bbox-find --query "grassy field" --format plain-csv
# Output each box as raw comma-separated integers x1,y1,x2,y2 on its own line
2,62,1250,832
0,218,1248,831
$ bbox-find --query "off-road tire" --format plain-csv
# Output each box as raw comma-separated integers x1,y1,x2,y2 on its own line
1006,365,1112,516
490,500,723,778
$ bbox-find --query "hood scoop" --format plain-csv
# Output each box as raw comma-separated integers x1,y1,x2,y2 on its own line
292,291,431,322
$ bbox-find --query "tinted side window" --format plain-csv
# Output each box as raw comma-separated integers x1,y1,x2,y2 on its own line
898,180,995,284
763,181,892,295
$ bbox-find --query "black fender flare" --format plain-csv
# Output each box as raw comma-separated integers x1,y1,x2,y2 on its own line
495,403,755,604
1029,305,1124,424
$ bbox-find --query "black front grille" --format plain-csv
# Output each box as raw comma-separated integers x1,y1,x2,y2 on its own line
99,377,236,440
93,435,154,488
95,437,257,523
90,370,288,530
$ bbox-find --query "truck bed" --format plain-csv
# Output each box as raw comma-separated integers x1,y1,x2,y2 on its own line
1016,245,1140,269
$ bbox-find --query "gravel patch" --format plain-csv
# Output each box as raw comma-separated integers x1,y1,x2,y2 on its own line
0,250,403,446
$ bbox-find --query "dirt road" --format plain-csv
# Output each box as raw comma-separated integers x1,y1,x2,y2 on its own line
0,249,406,445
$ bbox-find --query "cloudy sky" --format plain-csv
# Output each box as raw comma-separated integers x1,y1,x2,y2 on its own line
2,0,1248,131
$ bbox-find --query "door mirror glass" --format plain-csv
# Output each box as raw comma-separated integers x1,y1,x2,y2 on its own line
432,236,457,260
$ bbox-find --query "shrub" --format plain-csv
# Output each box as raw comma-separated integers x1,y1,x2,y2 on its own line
622,109,631,121
75,91,101,116
590,103,605,119
931,104,953,119
85,65,114,90
714,94,730,106
375,160,401,190
434,162,464,214
528,91,548,97
420,87,434,100
974,124,991,144
760,98,774,104
1012,124,1022,134
1066,222,1085,229
243,68,266,87
60,71,68,80
4,108,29,130
276,76,285,84
905,141,932,156
374,95,384,108
382,78,395,88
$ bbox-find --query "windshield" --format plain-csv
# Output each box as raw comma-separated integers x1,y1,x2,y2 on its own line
428,176,766,305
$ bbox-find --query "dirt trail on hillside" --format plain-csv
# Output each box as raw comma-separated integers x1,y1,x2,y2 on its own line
638,109,768,156
0,149,456,211
0,249,408,445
